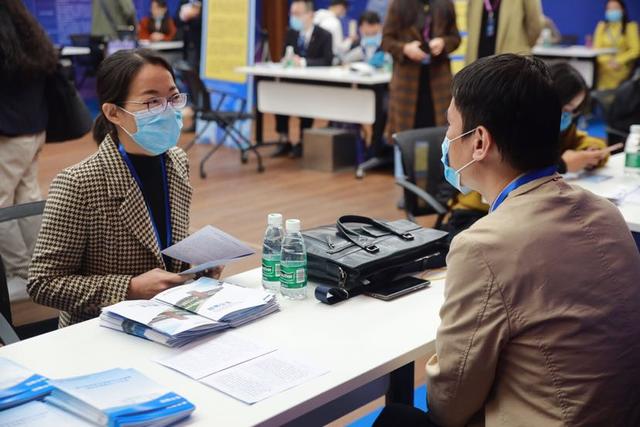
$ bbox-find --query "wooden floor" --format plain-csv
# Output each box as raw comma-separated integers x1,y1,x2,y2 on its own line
11,115,436,425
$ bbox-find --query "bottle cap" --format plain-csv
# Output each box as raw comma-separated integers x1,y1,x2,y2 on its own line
630,124,640,134
268,213,283,226
286,219,301,232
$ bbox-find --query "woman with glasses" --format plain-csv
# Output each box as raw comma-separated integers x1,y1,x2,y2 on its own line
28,49,218,328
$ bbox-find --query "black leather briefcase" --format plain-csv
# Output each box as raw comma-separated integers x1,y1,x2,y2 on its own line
302,215,449,304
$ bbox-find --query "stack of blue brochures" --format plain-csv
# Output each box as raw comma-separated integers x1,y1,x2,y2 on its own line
100,278,279,347
0,400,92,426
45,368,195,427
0,357,52,410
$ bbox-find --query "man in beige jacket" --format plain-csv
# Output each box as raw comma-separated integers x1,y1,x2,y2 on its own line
465,0,544,64
375,55,640,426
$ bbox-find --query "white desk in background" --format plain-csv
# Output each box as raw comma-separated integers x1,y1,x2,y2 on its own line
532,45,617,88
0,268,444,426
139,40,184,51
237,63,391,135
60,46,91,57
568,153,640,237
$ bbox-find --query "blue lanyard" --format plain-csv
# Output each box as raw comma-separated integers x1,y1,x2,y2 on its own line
490,166,557,213
118,144,172,250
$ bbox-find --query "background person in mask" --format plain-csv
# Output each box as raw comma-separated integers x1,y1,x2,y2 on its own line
374,54,640,427
28,49,220,328
593,0,639,90
272,0,333,159
342,11,386,66
552,62,610,173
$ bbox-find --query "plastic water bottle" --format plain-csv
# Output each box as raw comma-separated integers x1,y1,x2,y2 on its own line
624,125,640,176
280,219,307,300
262,213,283,292
283,45,295,68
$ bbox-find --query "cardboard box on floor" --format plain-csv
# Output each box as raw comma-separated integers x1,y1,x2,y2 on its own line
302,128,357,172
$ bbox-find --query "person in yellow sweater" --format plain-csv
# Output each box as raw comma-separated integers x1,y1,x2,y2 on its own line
593,0,640,90
446,62,610,237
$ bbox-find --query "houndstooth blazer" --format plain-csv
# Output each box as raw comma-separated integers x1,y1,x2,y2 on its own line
28,135,192,327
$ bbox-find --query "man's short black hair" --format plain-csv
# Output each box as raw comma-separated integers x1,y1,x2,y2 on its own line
330,0,349,7
292,0,314,12
358,10,381,26
452,54,561,172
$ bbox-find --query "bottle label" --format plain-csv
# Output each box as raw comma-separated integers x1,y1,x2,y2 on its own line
262,258,280,282
280,264,306,289
625,152,640,169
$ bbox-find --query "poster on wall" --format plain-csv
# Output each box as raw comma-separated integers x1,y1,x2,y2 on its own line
199,0,255,145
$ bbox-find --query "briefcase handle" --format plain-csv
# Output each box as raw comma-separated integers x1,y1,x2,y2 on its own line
336,215,414,253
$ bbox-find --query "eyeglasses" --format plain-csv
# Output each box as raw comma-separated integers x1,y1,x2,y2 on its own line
123,93,188,118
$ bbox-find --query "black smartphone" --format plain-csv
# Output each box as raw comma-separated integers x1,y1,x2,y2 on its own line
365,277,430,301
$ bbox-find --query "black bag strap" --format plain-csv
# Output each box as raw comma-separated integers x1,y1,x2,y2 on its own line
336,215,414,254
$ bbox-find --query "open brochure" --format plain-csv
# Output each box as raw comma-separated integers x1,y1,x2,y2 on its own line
100,278,279,347
45,368,194,427
0,357,52,410
161,225,255,275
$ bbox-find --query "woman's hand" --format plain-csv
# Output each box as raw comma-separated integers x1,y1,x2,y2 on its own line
127,268,194,300
562,149,606,172
403,41,428,62
428,37,445,56
203,266,224,280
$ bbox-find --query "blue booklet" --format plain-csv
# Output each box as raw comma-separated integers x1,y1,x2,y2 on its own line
45,368,195,427
0,357,52,410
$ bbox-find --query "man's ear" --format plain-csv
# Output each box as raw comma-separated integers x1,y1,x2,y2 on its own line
102,103,122,126
472,126,493,162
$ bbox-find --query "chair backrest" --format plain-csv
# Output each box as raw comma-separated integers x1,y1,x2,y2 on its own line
0,201,46,329
393,127,454,217
173,62,212,112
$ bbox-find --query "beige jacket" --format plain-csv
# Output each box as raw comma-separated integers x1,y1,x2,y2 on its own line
465,0,544,64
426,175,640,427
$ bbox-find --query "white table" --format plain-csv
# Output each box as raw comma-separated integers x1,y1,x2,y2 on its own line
567,153,640,233
237,64,391,127
0,269,445,426
139,40,185,51
532,46,617,88
60,46,90,57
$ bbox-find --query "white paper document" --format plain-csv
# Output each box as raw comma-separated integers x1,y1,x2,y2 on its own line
161,225,254,275
156,332,278,380
200,350,329,404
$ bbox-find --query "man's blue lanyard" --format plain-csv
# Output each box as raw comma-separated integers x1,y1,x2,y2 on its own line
118,144,172,250
490,166,557,213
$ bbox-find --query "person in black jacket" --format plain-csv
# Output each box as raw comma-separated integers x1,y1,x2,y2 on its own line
272,0,333,158
0,0,57,282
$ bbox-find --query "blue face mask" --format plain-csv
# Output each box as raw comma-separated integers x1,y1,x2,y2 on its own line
560,111,573,132
441,128,478,194
606,9,623,22
361,33,382,49
120,107,183,156
290,16,304,32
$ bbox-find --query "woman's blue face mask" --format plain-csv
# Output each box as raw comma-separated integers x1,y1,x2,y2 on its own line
606,9,623,23
560,111,573,132
119,107,183,155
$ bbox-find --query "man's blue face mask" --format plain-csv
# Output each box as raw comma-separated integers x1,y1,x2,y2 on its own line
441,128,478,194
290,16,304,32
